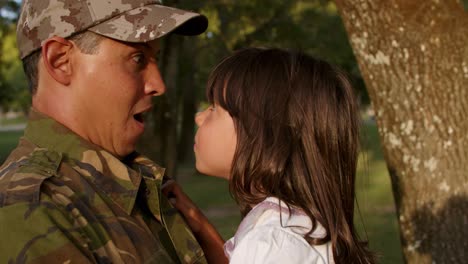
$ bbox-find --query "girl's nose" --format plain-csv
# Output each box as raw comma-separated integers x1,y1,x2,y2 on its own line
195,111,206,126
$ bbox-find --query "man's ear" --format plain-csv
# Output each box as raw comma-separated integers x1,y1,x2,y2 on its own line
41,37,74,86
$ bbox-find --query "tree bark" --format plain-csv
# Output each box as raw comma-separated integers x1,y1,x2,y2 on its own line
334,0,468,263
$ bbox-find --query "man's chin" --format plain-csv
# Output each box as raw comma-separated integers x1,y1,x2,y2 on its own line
114,143,137,160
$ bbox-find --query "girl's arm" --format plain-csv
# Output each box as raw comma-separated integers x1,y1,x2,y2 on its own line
162,180,229,264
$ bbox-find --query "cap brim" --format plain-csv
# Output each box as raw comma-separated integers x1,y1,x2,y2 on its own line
88,4,208,42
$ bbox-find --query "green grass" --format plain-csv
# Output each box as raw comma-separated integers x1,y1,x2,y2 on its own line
0,115,27,126
0,131,23,163
179,122,404,263
356,124,404,263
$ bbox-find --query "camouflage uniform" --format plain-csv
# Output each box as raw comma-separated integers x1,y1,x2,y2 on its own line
0,109,207,264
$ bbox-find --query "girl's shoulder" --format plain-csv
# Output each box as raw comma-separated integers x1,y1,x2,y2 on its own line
236,197,327,237
224,197,334,263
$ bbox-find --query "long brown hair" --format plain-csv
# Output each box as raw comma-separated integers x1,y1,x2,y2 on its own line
207,47,375,263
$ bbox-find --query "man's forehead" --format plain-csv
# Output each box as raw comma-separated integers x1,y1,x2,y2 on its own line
146,39,161,51
118,39,161,58
115,38,160,52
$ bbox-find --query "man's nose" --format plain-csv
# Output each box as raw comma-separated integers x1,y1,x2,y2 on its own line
145,62,166,96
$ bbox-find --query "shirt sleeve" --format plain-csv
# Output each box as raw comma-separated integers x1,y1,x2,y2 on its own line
229,226,327,264
0,196,94,264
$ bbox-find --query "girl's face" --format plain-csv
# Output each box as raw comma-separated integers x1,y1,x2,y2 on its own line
194,104,237,179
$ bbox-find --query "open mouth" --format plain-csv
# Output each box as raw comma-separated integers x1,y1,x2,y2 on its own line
133,112,145,123
133,106,152,126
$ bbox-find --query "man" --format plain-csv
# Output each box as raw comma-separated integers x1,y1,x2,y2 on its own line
0,0,224,263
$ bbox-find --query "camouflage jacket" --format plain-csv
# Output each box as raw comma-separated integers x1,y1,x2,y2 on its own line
0,109,206,264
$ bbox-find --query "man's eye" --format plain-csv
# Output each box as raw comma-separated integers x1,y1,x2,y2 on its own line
132,54,146,65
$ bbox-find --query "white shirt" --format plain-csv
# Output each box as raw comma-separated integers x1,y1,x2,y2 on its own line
224,197,334,264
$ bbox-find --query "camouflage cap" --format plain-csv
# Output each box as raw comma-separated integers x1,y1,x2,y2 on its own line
17,0,208,59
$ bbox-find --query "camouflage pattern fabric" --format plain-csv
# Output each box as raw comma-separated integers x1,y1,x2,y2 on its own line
17,0,208,59
0,109,207,264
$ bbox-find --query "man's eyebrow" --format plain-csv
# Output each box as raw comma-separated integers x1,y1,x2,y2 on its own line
132,42,161,58
140,43,152,50
154,50,161,60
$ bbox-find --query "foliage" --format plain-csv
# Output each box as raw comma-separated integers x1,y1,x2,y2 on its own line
0,1,27,112
192,0,367,103
0,24,30,113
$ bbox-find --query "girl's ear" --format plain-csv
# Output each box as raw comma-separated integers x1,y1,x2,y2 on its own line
41,36,73,86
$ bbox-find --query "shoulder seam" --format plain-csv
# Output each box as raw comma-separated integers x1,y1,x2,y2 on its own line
16,148,62,175
1,148,62,207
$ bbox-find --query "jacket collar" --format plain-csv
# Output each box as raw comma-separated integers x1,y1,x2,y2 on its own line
24,108,165,215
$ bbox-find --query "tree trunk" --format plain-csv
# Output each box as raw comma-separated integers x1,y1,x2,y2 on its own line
334,0,468,263
160,34,182,179
177,39,198,164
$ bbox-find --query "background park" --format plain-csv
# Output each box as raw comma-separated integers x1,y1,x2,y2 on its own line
1,1,467,263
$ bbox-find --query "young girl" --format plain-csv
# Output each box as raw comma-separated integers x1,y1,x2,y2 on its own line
164,47,375,264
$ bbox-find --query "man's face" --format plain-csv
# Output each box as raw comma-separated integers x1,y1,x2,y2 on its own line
70,37,164,158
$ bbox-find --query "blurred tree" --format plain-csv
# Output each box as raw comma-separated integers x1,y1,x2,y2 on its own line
0,0,24,113
1,24,29,114
335,0,468,263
